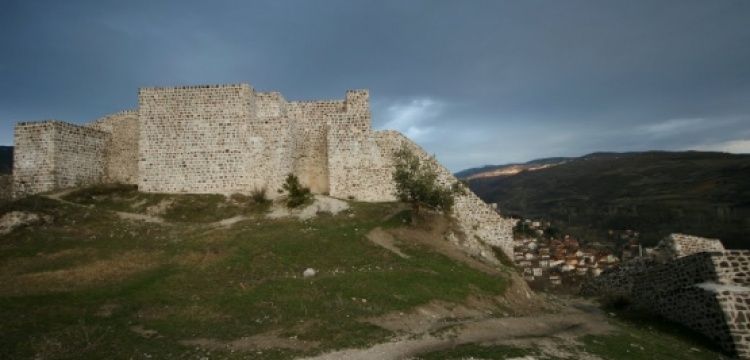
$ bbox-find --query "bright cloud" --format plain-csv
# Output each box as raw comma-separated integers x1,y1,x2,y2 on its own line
637,118,705,135
690,139,750,153
379,98,443,141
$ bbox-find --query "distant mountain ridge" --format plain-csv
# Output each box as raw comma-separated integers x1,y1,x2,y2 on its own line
0,146,12,174
464,151,750,249
455,157,571,180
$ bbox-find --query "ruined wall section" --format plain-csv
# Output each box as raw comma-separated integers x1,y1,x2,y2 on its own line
13,122,56,196
138,84,254,194
88,110,139,184
585,249,750,358
655,233,726,259
248,92,294,195
52,122,108,189
376,131,516,261
327,99,514,261
632,251,750,358
286,99,345,193
13,121,107,196
326,90,388,200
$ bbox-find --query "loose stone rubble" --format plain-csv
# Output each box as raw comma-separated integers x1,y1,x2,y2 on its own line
11,82,515,260
0,211,52,235
582,233,750,358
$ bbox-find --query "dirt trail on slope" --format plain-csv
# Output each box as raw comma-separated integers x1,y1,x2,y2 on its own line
303,297,612,360
44,189,167,224
366,227,410,259
386,215,501,276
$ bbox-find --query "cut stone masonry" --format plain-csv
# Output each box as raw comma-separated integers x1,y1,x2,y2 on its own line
583,234,750,358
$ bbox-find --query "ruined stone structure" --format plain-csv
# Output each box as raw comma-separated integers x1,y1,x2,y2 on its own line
583,234,750,358
11,83,515,259
652,233,726,260
13,121,108,196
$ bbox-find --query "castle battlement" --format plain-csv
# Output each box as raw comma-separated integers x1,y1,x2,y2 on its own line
138,83,252,92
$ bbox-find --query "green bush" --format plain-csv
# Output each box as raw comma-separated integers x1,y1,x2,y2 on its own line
282,174,312,208
392,146,464,221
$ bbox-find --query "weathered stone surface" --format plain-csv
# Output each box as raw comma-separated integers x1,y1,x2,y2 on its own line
87,110,139,184
0,175,11,201
583,234,750,358
652,233,725,260
13,121,107,196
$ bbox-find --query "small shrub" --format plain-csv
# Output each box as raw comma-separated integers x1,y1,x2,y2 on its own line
250,187,269,204
282,174,312,208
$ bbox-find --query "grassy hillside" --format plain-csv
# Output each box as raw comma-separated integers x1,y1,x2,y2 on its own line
0,185,511,359
468,151,750,249
0,146,12,174
0,185,732,359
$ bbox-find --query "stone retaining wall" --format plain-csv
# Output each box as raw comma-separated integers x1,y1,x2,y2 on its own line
653,233,726,260
584,245,750,358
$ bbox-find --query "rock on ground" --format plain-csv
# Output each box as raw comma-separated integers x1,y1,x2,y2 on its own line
0,211,52,235
267,195,350,220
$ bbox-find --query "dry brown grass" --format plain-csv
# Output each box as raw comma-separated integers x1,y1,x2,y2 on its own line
0,250,162,296
0,248,94,276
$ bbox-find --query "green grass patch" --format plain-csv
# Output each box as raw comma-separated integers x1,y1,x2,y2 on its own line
579,310,728,360
62,183,269,223
0,188,510,359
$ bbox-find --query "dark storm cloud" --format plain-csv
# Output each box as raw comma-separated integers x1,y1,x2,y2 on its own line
1,0,749,170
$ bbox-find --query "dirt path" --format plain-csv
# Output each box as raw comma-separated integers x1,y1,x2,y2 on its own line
44,189,166,224
302,298,612,360
366,227,410,259
387,216,501,275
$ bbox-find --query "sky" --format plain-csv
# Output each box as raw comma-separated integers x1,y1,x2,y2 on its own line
1,0,749,171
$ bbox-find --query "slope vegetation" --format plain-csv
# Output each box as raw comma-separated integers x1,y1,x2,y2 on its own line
0,184,731,359
468,151,750,249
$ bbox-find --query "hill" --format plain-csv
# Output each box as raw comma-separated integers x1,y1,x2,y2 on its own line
0,146,12,174
466,151,750,249
455,157,570,180
0,184,729,359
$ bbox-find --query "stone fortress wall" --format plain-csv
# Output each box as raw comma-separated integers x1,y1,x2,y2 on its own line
0,175,12,201
13,121,107,197
583,234,750,358
87,110,139,184
10,82,515,260
137,84,255,194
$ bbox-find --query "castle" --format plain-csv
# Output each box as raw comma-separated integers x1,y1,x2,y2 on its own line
11,83,515,259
